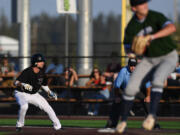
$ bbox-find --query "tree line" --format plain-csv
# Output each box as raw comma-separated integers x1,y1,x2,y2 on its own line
0,11,180,54
0,12,121,44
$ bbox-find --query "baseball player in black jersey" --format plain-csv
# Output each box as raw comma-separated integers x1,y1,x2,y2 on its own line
14,53,62,132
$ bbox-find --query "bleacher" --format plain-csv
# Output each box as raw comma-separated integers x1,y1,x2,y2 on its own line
0,74,180,116
0,74,180,104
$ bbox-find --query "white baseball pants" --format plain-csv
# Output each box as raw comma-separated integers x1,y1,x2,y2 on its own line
14,90,61,130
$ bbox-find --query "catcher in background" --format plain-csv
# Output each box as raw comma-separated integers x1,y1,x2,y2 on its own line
14,53,62,132
116,0,178,133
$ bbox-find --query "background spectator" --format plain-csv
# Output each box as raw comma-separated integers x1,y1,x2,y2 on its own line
86,67,110,116
0,54,16,86
0,54,16,97
46,57,64,85
168,62,180,86
103,51,121,85
58,67,78,98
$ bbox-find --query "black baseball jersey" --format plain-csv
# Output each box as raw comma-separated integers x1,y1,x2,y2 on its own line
16,67,48,94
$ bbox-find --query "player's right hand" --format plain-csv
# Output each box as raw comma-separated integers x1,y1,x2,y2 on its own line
22,83,33,91
48,91,58,100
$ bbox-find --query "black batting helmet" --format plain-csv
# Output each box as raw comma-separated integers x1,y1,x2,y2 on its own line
31,53,45,66
130,0,150,6
128,58,137,67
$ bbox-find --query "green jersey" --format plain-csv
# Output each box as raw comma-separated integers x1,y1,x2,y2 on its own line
124,10,177,57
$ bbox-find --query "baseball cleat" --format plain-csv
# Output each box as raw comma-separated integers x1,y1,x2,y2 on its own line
116,121,127,133
87,111,94,116
54,123,62,131
56,127,64,131
142,114,155,130
16,127,22,132
153,123,161,130
97,128,115,133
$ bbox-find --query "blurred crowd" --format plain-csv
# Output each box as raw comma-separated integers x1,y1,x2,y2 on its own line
0,53,180,116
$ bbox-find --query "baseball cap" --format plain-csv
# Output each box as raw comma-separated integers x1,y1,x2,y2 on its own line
130,0,150,6
128,58,137,67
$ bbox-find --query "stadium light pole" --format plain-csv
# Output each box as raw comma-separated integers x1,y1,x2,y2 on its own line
65,14,69,68
56,0,78,68
77,0,93,86
19,0,31,70
120,0,127,67
11,0,31,70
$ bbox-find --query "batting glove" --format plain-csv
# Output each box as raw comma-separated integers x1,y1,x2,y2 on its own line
48,91,57,100
21,83,33,91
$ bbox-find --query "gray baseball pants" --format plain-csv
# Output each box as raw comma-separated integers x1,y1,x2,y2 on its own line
124,50,178,100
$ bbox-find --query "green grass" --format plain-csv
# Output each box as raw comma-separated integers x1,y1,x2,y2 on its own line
0,132,14,135
127,121,180,129
161,134,180,135
0,119,106,128
0,119,180,129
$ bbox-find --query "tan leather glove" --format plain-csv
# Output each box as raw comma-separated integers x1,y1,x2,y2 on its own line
132,35,152,55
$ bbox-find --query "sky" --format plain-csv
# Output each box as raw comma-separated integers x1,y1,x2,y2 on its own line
0,0,177,22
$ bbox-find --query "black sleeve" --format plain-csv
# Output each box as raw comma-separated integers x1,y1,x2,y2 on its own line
16,69,29,83
42,74,48,86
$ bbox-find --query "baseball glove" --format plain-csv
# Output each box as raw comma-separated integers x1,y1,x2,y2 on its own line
131,35,151,55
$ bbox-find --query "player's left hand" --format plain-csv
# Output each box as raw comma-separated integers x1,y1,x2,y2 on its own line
132,35,152,55
48,91,58,100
